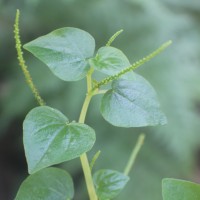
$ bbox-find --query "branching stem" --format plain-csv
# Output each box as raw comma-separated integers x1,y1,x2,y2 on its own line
79,71,98,200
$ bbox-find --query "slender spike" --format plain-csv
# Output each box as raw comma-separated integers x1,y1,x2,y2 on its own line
90,150,101,171
106,29,124,47
92,40,172,91
124,134,145,176
14,9,45,106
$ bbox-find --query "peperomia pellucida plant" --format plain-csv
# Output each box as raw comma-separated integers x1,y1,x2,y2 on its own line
13,9,199,200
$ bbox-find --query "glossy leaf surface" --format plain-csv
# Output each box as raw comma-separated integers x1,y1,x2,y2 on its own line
162,178,200,200
93,169,129,200
89,46,133,78
24,27,95,81
101,73,167,127
23,106,95,174
15,167,74,200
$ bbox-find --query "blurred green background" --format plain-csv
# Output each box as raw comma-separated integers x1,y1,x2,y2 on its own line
1,0,200,199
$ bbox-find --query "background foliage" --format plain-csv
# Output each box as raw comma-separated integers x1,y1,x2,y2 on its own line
1,0,200,199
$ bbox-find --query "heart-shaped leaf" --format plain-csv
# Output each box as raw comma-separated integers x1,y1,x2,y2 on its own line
23,106,96,174
24,27,95,81
93,169,129,200
162,178,200,200
89,46,133,78
101,73,167,127
15,167,74,200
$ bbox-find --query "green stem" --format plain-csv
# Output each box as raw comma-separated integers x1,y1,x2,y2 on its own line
124,134,145,176
79,93,92,123
78,72,98,200
80,153,98,200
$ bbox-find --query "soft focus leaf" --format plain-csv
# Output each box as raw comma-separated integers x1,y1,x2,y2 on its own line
162,178,200,200
93,169,129,200
89,46,133,78
101,73,167,127
15,167,74,200
24,27,95,81
23,106,96,174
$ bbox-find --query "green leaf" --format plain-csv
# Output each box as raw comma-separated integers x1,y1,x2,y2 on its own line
24,27,95,81
89,46,133,78
101,73,167,127
93,169,129,200
162,178,200,200
23,106,96,174
15,167,74,200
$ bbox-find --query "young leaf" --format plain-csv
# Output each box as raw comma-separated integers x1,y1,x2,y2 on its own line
15,167,74,200
89,46,133,78
23,106,96,174
101,73,167,127
93,169,129,200
162,178,200,200
23,27,95,81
